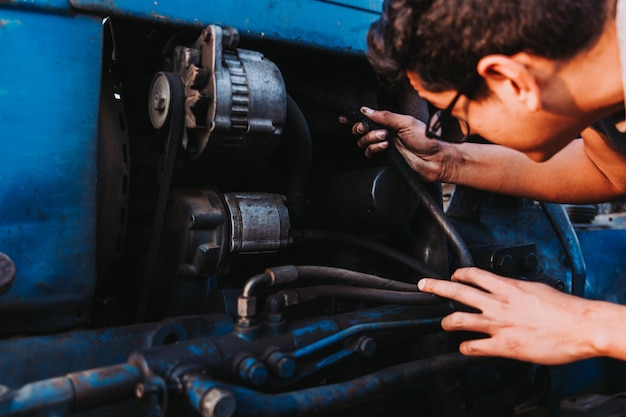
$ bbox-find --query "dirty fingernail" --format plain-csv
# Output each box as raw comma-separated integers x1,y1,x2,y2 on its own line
361,106,374,114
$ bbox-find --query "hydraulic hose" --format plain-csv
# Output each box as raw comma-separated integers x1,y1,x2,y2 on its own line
284,94,313,227
241,265,421,300
290,230,443,279
185,353,484,417
265,284,444,314
386,144,474,268
289,265,420,291
243,265,446,324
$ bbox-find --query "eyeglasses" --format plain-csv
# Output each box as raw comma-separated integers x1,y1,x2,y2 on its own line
425,75,480,142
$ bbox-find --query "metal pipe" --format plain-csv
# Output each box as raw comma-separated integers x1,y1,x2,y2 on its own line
540,202,587,296
291,317,441,359
241,273,272,298
0,364,144,417
184,353,483,417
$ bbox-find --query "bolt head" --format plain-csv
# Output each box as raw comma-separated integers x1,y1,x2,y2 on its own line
152,92,167,111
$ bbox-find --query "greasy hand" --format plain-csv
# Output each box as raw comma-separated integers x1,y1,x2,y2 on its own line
351,107,450,183
418,267,601,365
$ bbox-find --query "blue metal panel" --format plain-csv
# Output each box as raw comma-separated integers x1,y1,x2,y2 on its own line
576,228,626,303
547,228,626,405
0,6,102,330
0,0,72,13
68,0,383,53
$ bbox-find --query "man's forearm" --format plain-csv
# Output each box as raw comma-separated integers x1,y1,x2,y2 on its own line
445,139,626,203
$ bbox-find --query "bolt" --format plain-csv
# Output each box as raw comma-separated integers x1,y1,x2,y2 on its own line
152,92,167,112
494,254,514,274
521,253,538,271
201,388,236,417
238,357,267,385
553,280,565,292
222,27,240,50
357,336,377,357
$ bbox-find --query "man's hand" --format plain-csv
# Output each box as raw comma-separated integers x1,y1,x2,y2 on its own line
351,107,453,183
417,267,618,365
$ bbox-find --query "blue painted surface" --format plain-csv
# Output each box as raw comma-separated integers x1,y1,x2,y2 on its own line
4,2,626,415
545,227,626,400
0,0,72,13
68,0,382,53
0,6,102,324
576,228,626,304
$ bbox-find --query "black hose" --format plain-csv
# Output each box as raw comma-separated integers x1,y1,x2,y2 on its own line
386,145,474,267
285,94,313,226
266,285,444,313
185,353,484,417
290,265,419,291
290,230,444,279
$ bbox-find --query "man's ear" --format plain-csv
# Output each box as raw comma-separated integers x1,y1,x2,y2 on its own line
476,54,541,111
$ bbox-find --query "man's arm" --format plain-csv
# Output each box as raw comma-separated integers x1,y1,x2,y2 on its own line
447,127,626,203
355,109,626,203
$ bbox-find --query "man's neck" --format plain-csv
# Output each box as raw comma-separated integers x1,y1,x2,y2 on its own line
565,18,624,122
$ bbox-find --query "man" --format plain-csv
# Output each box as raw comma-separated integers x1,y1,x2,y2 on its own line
354,0,626,365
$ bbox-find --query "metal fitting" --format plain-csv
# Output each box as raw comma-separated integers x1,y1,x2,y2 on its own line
281,290,300,307
238,357,267,385
237,296,256,318
357,336,377,357
265,265,298,285
266,351,295,379
201,388,236,417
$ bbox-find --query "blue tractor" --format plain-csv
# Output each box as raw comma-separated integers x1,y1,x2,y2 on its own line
1,1,626,416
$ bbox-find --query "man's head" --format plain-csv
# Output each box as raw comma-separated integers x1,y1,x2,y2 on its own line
366,0,620,161
367,0,610,93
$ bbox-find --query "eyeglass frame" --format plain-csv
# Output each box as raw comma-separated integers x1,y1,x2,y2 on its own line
425,74,481,142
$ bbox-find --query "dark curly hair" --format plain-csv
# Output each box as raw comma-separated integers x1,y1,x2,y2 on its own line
367,0,612,93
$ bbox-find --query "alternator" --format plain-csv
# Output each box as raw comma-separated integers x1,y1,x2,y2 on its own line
165,25,287,161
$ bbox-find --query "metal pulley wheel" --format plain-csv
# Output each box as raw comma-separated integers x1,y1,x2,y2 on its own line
148,72,173,129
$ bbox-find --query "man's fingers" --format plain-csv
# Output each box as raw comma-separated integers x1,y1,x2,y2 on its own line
418,276,493,308
451,267,519,294
351,122,368,135
364,141,389,158
441,311,491,333
357,130,387,148
360,107,413,129
458,338,496,358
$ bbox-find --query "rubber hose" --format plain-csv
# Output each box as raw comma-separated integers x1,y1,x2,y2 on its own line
290,230,443,279
386,145,474,267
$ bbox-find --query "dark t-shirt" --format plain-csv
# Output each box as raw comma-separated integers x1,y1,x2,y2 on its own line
590,111,626,154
